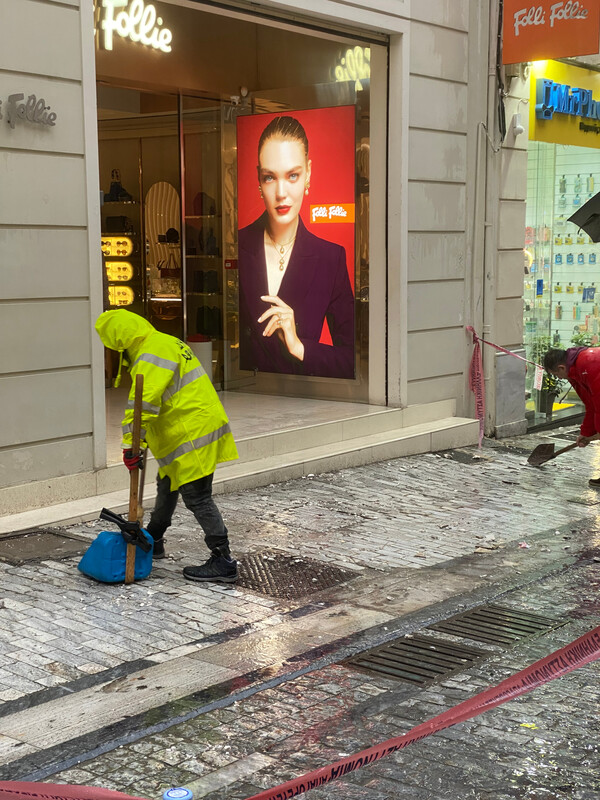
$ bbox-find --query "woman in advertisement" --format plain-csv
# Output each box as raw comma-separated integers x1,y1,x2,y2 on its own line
238,113,355,379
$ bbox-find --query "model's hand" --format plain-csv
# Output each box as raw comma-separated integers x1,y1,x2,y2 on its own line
259,295,304,362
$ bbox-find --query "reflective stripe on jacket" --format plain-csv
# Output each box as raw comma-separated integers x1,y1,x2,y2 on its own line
95,310,238,490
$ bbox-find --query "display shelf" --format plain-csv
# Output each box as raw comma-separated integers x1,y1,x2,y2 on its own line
185,215,221,220
185,254,220,260
102,200,140,206
188,292,222,297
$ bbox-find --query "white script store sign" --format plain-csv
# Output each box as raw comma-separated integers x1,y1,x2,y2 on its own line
98,0,173,53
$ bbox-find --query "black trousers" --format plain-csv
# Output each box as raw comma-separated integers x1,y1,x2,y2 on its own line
146,472,230,554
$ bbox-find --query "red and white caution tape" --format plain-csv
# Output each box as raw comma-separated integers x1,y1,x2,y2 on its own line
0,785,147,800
239,625,600,800
465,326,543,446
1,625,598,800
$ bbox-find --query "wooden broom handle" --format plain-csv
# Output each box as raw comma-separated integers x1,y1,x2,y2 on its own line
125,373,144,584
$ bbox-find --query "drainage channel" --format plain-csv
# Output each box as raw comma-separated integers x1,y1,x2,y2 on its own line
4,542,579,783
346,634,486,686
344,604,566,686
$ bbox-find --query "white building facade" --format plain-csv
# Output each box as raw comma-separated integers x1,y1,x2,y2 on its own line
0,0,526,517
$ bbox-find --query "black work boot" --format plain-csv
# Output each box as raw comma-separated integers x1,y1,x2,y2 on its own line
150,534,166,559
183,548,238,583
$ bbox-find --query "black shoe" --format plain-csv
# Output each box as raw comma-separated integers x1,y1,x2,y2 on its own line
183,551,238,583
589,478,600,488
152,538,166,559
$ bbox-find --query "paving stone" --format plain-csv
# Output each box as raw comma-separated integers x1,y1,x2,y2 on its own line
2,431,600,795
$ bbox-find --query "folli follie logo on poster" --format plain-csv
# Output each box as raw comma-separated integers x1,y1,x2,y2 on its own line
310,204,355,224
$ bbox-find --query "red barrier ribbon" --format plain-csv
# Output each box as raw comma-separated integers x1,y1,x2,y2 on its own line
2,626,598,800
465,326,543,446
240,624,600,800
467,327,485,447
0,785,148,800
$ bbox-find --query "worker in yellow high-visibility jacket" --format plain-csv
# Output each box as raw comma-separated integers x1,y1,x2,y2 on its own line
96,309,239,583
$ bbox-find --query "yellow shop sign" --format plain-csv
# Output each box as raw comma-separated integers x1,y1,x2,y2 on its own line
530,60,600,148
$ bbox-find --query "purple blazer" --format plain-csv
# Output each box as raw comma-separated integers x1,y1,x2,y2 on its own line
238,215,355,378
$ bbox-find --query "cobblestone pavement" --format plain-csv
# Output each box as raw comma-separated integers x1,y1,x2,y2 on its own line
1,428,600,704
48,553,600,799
1,426,600,796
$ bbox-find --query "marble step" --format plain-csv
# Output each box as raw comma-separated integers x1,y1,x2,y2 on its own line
0,415,478,535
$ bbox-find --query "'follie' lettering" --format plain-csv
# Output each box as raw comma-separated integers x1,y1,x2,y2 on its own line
100,0,173,53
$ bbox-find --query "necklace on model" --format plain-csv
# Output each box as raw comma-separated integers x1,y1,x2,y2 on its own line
266,230,297,270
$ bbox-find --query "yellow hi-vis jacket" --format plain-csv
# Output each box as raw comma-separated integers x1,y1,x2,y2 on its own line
95,309,238,491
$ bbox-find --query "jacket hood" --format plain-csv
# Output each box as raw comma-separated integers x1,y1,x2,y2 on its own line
95,310,155,352
95,310,156,387
566,346,587,371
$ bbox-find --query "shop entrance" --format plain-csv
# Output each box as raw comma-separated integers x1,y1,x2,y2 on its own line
98,89,226,384
94,0,385,464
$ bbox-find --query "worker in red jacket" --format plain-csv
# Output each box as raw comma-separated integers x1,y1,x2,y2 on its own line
544,347,600,486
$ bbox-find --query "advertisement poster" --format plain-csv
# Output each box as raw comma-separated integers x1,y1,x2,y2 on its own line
237,105,356,379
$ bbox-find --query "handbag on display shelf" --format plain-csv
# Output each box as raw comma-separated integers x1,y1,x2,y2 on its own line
159,252,181,278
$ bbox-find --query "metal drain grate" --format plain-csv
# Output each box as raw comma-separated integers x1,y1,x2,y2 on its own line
237,552,357,600
345,635,487,686
0,530,87,564
427,604,565,646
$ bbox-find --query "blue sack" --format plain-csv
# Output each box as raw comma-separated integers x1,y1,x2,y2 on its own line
78,528,153,583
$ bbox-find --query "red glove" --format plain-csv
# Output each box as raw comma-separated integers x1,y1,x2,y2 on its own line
123,450,143,471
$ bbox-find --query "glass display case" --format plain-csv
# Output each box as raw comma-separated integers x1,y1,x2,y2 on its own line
524,141,594,425
181,101,224,384
101,169,144,316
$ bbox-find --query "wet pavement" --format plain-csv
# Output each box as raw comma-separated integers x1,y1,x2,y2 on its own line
0,426,599,797
43,548,600,799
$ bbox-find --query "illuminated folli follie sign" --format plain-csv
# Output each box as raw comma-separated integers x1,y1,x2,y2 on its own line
99,0,172,53
503,1,600,64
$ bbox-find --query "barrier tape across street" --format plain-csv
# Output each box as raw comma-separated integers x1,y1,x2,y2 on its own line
0,625,599,800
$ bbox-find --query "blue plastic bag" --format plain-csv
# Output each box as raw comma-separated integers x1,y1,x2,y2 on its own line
78,528,153,583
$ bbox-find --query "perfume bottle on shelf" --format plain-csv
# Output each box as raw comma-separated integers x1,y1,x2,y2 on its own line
553,329,561,345
573,193,581,207
559,175,567,193
578,253,585,264
587,174,595,193
554,282,562,293
558,194,567,209
574,174,582,193
573,303,581,321
555,301,563,320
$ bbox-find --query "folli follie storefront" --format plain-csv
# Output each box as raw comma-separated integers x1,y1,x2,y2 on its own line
94,0,384,411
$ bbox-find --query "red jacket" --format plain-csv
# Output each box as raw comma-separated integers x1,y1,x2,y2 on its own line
567,347,600,436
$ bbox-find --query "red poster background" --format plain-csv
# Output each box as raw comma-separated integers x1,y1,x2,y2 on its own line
237,106,356,346
503,1,600,64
